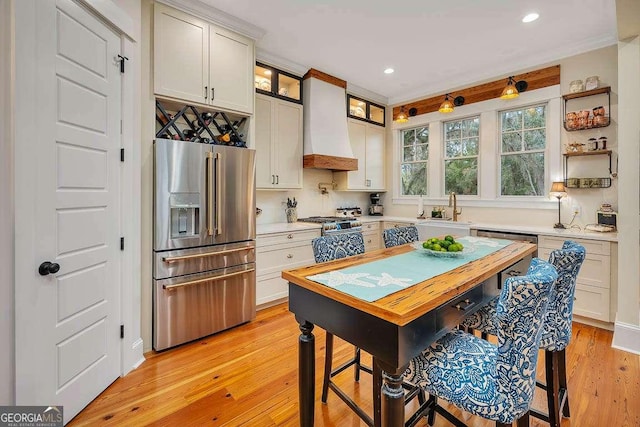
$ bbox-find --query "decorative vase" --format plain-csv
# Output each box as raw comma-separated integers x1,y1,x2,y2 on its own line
285,207,297,223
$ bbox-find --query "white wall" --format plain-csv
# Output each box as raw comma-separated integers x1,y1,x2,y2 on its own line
384,46,619,229
613,34,640,352
256,169,372,224
0,0,15,405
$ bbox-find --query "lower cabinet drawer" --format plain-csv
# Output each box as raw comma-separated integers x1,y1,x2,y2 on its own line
256,243,315,276
363,232,381,252
256,273,288,306
573,283,610,322
538,235,610,256
538,248,610,289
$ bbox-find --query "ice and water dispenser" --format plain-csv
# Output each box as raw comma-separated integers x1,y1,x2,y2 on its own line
169,193,200,237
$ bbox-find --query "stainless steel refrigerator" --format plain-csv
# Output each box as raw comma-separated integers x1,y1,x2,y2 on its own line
153,138,256,351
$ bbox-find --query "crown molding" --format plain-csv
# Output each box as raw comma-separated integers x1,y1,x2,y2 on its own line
346,83,388,106
256,49,309,77
157,0,266,40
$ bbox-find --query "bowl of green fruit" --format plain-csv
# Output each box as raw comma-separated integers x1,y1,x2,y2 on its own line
412,235,474,258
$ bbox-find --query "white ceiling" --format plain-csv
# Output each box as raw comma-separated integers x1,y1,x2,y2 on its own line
198,0,618,105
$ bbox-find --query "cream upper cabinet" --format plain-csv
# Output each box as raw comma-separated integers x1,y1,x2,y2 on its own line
154,3,254,114
255,94,303,189
335,119,385,191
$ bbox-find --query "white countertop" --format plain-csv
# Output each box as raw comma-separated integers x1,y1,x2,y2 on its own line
256,222,321,235
257,216,618,242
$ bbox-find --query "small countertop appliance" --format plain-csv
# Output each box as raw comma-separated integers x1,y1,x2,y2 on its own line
369,193,383,216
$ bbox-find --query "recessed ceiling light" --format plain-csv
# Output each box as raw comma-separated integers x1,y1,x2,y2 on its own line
522,12,539,23
384,68,394,74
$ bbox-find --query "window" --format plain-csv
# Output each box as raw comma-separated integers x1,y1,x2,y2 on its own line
500,104,547,196
444,116,479,195
401,126,429,195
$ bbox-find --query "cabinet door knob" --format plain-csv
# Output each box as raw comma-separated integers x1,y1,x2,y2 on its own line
287,254,293,259
287,234,293,239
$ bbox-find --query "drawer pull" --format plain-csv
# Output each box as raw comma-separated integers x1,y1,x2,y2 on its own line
287,234,293,239
454,299,476,311
163,268,255,290
367,239,372,243
506,269,522,276
163,246,251,263
287,254,293,259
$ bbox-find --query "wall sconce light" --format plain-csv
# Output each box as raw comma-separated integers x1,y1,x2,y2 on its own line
438,93,465,113
549,181,567,229
500,76,528,99
394,106,409,123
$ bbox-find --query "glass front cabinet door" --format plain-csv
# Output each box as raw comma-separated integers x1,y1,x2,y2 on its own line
347,94,385,126
255,62,302,104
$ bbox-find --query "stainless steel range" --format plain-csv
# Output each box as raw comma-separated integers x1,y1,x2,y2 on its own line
298,216,362,235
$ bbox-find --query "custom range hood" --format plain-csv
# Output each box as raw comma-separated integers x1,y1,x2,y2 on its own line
302,69,358,171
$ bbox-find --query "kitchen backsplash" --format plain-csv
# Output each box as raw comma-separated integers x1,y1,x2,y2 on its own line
256,168,371,224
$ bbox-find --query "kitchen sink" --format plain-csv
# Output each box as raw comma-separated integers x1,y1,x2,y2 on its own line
416,220,472,240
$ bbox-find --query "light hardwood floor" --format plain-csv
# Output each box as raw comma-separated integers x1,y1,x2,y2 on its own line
69,303,639,426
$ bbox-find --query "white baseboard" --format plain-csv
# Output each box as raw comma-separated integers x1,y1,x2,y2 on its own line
123,338,146,375
612,321,640,355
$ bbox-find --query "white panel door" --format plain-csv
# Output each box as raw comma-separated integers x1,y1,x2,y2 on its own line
209,25,254,113
16,0,122,422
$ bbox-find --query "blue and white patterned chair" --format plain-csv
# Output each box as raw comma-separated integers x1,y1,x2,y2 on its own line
312,232,365,263
312,232,424,424
382,225,419,248
460,240,585,427
404,257,558,427
311,233,370,421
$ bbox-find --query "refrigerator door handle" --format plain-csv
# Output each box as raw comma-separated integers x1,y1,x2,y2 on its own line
162,246,252,263
206,152,214,236
162,268,255,291
215,152,222,236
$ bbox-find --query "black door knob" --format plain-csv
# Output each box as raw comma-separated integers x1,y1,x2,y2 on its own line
39,261,60,276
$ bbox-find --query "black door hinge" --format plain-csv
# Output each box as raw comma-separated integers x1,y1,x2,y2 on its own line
120,148,125,162
117,54,128,73
120,237,124,250
120,325,124,339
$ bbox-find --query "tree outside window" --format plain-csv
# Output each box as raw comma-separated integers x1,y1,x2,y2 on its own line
401,126,428,196
500,105,546,196
444,117,479,195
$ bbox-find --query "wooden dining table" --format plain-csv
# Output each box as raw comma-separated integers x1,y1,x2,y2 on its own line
282,239,536,427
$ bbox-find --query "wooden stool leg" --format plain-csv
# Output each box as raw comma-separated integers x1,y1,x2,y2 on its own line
322,332,334,403
545,350,561,427
354,346,361,381
558,349,570,417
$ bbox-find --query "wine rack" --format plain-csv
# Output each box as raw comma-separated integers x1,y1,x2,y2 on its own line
155,99,248,147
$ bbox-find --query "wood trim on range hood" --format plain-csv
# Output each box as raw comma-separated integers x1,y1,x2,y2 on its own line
303,154,358,171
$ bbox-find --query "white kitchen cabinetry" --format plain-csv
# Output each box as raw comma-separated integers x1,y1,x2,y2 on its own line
538,235,615,323
154,3,254,114
255,94,303,189
362,221,381,252
256,229,320,307
383,220,415,230
334,119,385,190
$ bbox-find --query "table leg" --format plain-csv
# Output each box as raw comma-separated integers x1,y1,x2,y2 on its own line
297,317,315,427
373,358,382,427
381,368,405,427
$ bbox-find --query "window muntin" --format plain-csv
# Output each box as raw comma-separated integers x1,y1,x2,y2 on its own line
500,105,546,196
443,116,479,195
401,126,428,196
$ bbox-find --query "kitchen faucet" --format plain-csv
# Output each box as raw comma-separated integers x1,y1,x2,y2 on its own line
448,192,462,222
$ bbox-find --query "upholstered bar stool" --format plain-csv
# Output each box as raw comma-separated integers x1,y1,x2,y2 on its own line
312,232,424,425
460,240,585,427
382,225,419,248
405,258,558,427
